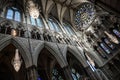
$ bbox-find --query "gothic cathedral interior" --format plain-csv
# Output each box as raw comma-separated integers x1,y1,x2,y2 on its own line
0,0,120,80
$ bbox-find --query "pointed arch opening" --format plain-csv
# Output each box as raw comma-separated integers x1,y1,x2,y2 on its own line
0,44,28,80
37,48,65,80
48,17,62,32
67,51,91,80
63,22,76,36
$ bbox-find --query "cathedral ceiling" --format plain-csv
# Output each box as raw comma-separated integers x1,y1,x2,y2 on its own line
0,0,88,24
0,0,119,29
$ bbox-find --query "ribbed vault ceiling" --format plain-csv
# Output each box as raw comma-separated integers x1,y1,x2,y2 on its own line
0,0,120,29
0,0,88,24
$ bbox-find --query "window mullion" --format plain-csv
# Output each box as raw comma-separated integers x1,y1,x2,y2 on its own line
13,10,15,20
35,19,37,26
52,22,57,31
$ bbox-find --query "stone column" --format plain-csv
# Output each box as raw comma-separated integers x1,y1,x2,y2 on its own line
0,8,3,16
100,65,113,80
0,8,4,17
111,61,120,74
85,66,99,80
62,66,73,80
27,65,37,80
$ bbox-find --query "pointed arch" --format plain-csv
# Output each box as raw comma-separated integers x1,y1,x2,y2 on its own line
84,49,104,67
66,46,88,67
46,1,55,15
0,37,31,68
41,0,55,19
36,43,67,80
3,0,24,13
66,47,91,80
48,17,62,32
49,4,58,19
56,3,67,23
44,43,67,67
34,42,67,67
63,21,76,35
63,8,70,22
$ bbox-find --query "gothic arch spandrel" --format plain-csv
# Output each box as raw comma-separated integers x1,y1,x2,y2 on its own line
34,42,67,68
37,47,66,80
66,46,88,67
66,50,91,80
0,36,32,68
84,50,104,67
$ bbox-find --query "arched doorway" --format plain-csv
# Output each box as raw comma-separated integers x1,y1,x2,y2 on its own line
0,44,27,80
37,48,65,80
67,51,91,80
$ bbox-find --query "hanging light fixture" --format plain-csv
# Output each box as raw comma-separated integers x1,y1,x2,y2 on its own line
84,51,96,72
12,49,22,72
104,31,119,44
27,0,39,19
11,29,17,37
85,53,95,67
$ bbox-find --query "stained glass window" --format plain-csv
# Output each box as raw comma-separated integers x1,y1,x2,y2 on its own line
100,43,111,54
30,17,44,27
52,68,64,80
74,3,95,29
48,18,61,32
104,38,115,50
113,29,120,38
37,77,42,80
14,11,21,21
63,23,75,35
6,9,13,19
71,68,80,80
6,7,21,22
48,20,54,31
36,18,43,27
30,17,36,25
95,46,107,58
104,31,119,44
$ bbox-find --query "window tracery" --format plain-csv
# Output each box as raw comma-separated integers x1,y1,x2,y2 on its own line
52,68,64,80
30,16,44,27
99,43,111,54
6,9,13,19
48,18,61,32
6,7,21,22
94,46,107,59
74,3,95,29
103,38,115,50
113,29,120,38
71,68,81,80
63,22,75,35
